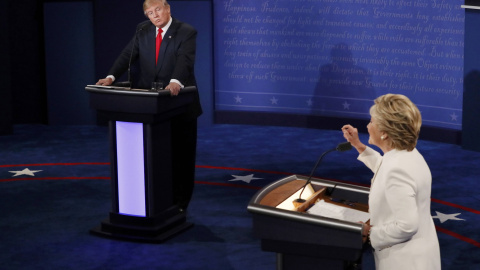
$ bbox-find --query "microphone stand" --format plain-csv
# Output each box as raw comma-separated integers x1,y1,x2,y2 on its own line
294,142,352,205
127,25,145,90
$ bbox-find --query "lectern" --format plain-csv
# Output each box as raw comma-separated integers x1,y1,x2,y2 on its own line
248,175,370,270
85,85,197,242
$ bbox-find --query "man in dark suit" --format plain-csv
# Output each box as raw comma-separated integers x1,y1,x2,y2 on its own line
97,0,202,211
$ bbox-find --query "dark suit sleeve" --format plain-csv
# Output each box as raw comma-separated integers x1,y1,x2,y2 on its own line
108,37,137,80
171,25,197,86
107,24,145,79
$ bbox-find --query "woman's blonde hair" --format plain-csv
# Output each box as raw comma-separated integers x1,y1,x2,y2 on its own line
370,94,422,151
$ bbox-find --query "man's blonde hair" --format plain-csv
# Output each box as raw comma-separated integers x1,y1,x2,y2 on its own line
143,0,169,13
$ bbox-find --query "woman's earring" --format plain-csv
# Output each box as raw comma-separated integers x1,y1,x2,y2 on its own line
381,135,385,140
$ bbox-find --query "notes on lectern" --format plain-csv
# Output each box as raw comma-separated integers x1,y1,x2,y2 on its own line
86,85,149,92
86,84,115,89
307,199,370,223
276,184,315,211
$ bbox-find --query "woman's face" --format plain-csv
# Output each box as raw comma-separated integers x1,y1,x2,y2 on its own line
367,117,382,147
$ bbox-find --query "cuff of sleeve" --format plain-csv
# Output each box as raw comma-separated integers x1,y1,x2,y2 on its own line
106,75,116,82
170,79,184,88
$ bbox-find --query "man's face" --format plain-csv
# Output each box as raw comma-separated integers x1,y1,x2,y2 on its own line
145,3,171,28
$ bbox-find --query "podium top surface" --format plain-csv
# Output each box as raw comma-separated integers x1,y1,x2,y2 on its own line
85,85,197,97
85,85,197,122
248,175,370,232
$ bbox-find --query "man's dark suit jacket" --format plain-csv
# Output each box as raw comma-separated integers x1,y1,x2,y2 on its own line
109,18,202,120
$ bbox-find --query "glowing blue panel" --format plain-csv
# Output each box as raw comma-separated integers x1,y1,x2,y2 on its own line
116,121,146,217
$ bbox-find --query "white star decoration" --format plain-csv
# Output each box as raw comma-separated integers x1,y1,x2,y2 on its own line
432,211,465,223
343,101,351,110
9,168,43,177
270,97,278,105
229,174,262,184
450,112,458,121
307,99,313,106
234,95,243,103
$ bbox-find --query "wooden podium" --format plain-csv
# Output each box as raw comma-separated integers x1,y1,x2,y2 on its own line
85,85,197,242
248,175,370,270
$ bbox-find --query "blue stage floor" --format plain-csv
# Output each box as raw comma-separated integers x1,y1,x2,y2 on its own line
0,124,479,269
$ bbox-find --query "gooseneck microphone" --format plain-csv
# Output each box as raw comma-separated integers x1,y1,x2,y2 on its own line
127,25,146,89
294,142,352,204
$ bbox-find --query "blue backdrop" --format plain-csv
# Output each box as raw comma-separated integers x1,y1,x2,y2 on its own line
214,0,464,130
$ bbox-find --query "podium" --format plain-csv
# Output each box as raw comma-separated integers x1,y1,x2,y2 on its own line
85,85,197,242
248,175,370,270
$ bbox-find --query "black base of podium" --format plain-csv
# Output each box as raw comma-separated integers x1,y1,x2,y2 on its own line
263,239,361,270
90,207,193,243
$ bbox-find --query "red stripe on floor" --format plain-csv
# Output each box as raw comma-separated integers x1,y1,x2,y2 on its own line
195,180,262,190
432,198,480,215
436,226,480,248
0,162,109,168
195,165,291,175
0,176,110,182
1,163,479,216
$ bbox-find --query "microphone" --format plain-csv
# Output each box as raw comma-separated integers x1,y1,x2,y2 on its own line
127,24,147,89
294,142,352,204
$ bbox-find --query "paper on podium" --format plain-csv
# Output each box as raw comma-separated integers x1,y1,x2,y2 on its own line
86,85,149,91
87,84,115,89
307,199,370,223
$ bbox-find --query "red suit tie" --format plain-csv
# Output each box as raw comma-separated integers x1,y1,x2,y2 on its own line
155,29,163,65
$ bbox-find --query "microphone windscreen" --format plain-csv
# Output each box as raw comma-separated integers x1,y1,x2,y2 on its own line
336,142,352,152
